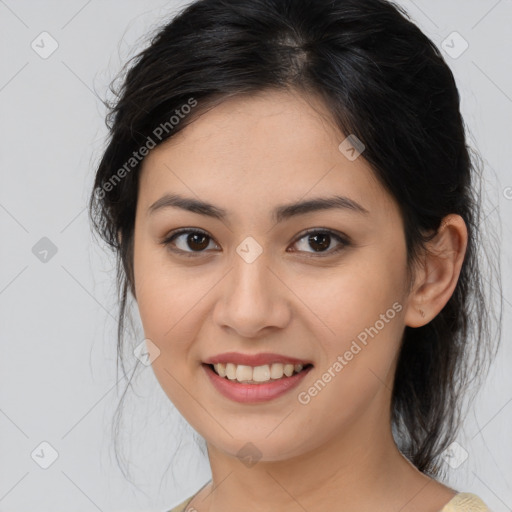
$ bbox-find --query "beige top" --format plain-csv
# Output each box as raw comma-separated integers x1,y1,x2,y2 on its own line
167,490,490,512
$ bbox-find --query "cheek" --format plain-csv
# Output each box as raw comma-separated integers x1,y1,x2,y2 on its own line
133,263,203,407
132,244,215,393
291,271,405,439
297,255,406,373
135,276,201,355
133,234,194,340
300,260,403,329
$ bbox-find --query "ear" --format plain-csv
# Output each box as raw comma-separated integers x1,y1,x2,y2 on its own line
404,214,468,328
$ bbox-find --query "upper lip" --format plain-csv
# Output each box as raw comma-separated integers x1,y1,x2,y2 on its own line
203,352,312,367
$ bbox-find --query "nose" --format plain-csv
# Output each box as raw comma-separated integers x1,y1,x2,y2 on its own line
212,248,292,338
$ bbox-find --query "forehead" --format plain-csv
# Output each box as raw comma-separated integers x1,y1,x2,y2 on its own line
138,89,398,222
144,89,345,169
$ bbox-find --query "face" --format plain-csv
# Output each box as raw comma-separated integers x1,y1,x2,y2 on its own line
132,89,412,462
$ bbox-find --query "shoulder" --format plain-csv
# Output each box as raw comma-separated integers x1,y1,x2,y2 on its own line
166,495,194,512
166,480,212,512
440,492,491,512
167,490,490,512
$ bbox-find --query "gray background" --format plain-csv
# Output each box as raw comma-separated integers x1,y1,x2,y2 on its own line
0,1,511,511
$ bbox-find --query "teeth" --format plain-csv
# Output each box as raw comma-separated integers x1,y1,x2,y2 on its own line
216,362,227,378
270,363,284,379
253,365,271,382
226,363,237,380
212,362,306,383
283,363,294,377
236,365,253,382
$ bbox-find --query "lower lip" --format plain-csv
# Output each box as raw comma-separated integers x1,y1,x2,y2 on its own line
202,364,312,403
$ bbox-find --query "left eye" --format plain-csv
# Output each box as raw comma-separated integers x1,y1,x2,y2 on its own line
290,229,350,256
161,228,350,257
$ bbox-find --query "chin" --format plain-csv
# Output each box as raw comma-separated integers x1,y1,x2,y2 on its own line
203,427,318,465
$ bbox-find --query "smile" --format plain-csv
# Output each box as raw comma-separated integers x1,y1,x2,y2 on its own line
211,362,308,383
202,362,313,403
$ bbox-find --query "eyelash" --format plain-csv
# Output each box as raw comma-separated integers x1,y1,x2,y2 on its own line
160,227,351,258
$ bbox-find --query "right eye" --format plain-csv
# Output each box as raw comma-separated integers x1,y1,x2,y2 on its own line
161,228,220,256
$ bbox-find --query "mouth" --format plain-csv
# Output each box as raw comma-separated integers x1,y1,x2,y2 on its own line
206,362,313,384
202,362,314,403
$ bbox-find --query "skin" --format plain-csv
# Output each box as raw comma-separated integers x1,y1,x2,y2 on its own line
131,88,468,512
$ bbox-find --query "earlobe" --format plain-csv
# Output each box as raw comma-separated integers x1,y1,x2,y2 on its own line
404,214,468,328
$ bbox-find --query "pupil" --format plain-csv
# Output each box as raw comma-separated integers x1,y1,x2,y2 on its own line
189,233,209,250
309,233,330,251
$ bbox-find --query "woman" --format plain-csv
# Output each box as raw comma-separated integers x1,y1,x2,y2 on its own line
89,0,501,510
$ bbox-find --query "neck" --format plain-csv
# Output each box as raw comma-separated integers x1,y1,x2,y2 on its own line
191,394,449,512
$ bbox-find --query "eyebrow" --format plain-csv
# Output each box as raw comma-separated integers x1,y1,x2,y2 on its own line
147,193,369,223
